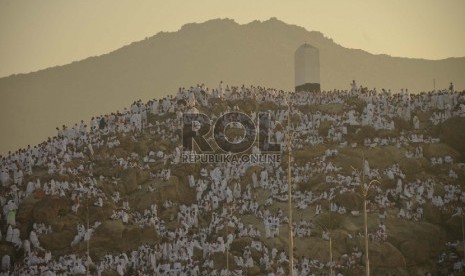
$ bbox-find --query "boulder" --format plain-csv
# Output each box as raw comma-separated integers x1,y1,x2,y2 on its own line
94,220,124,240
120,168,149,194
40,229,75,251
369,242,406,268
32,198,71,224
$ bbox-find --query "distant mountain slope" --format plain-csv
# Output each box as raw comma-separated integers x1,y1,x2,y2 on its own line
1,18,464,154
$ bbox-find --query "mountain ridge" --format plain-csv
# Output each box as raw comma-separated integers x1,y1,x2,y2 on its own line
3,17,461,80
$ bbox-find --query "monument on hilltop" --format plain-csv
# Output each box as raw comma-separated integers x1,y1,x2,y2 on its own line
295,43,320,92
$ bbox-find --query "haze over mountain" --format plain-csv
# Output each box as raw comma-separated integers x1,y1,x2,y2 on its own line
1,17,464,154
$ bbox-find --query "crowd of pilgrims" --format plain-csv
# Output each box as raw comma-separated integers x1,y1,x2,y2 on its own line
1,81,465,275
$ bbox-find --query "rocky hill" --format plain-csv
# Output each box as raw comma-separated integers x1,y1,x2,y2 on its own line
1,84,465,275
1,17,465,155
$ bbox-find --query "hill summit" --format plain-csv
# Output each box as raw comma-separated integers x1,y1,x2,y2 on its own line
1,83,465,275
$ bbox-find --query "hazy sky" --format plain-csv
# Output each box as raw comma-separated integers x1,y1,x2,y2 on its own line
1,0,464,78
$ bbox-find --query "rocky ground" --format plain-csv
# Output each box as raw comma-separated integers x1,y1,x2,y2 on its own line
1,89,465,275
